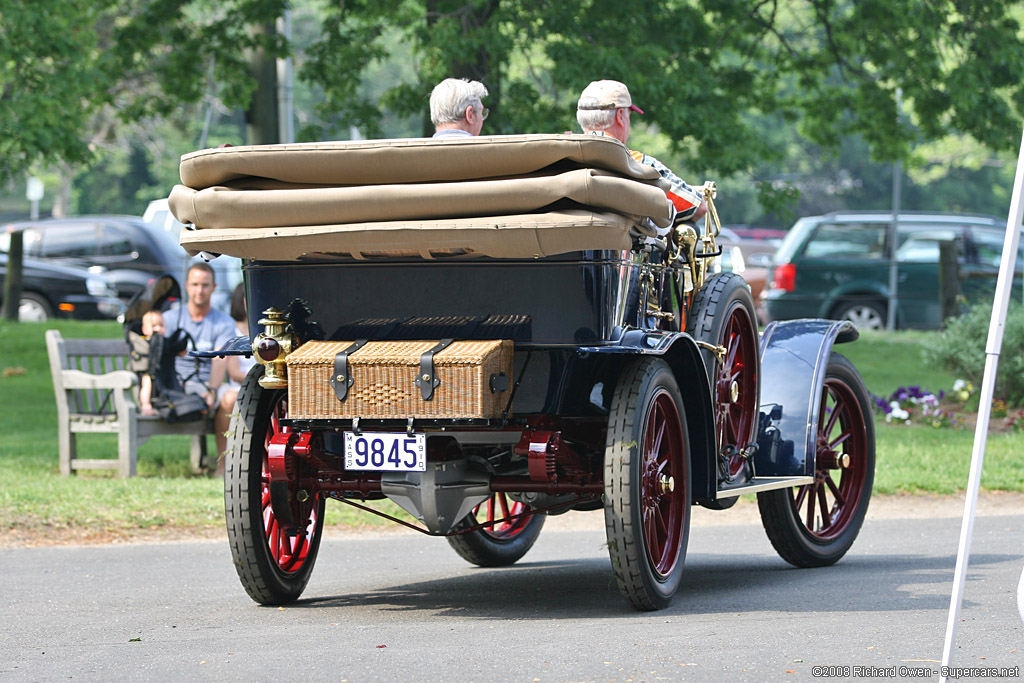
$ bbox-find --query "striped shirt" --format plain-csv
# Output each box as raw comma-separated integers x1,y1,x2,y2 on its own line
585,130,702,221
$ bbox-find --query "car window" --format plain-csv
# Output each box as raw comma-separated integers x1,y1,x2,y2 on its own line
100,224,135,257
0,228,43,255
896,227,961,263
970,227,1024,268
714,244,744,274
803,222,886,260
37,223,100,258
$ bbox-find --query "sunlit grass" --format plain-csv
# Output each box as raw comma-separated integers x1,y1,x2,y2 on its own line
0,320,411,538
875,422,1024,494
839,329,958,398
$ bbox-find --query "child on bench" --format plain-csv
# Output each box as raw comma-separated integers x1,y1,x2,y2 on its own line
138,310,166,416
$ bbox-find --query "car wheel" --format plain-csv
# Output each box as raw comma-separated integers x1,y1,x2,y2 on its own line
225,366,325,605
18,293,53,322
447,493,545,567
604,358,691,610
686,272,760,498
832,300,886,331
757,353,874,567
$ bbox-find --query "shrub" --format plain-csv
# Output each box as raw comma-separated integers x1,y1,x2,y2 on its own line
922,301,1024,407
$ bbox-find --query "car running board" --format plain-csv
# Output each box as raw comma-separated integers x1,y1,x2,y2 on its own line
715,476,814,499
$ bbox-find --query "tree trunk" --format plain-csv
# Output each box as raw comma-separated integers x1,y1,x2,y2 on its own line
246,21,280,146
1,230,24,322
938,240,961,324
52,162,73,218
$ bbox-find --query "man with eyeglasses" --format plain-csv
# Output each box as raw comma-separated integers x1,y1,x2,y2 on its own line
577,79,706,223
430,78,489,138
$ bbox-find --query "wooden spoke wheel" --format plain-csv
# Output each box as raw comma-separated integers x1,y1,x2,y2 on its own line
757,353,875,567
687,273,760,501
447,493,545,567
604,358,691,610
225,367,325,605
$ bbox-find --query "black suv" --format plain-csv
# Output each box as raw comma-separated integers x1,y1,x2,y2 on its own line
0,252,122,322
3,215,188,305
2,215,241,310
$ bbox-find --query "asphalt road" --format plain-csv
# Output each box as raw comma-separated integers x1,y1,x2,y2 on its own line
2,510,1022,682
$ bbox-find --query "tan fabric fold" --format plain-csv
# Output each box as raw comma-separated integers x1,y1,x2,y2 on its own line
177,210,634,260
178,134,660,188
169,168,672,230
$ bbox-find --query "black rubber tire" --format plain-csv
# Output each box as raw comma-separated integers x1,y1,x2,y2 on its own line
757,353,874,567
832,299,886,332
604,358,691,611
686,271,760,396
447,495,545,567
19,292,53,322
225,366,325,605
686,272,760,504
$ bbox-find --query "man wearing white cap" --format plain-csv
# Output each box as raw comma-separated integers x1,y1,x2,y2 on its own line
577,79,706,222
430,78,489,138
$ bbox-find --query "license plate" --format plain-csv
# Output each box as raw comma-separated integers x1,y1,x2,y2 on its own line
344,432,426,472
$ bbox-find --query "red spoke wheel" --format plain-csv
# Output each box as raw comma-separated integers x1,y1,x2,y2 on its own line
226,366,325,604
687,272,760,507
757,352,875,567
604,358,691,610
447,492,544,567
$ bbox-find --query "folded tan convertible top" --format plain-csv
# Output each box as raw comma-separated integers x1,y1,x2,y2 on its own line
178,133,661,187
177,210,635,261
172,134,673,260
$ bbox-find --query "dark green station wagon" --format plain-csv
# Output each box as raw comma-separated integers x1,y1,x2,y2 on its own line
761,211,1023,330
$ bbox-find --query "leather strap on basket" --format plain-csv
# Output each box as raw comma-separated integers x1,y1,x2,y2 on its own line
330,339,369,401
414,338,455,400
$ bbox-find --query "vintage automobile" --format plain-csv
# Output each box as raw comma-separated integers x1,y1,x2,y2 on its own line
170,134,875,611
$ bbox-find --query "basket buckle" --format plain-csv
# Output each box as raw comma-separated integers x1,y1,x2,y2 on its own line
414,338,455,400
330,339,369,401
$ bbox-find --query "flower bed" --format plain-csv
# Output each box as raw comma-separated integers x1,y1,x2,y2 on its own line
871,379,1024,432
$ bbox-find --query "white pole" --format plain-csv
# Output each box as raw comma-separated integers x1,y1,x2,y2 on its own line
940,125,1024,680
886,88,903,331
1019,561,1024,624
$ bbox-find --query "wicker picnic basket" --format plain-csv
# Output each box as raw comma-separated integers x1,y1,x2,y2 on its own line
286,339,514,419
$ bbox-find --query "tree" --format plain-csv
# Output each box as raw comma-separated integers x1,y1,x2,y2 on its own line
4,0,1024,210
0,1,108,181
0,0,288,185
300,0,1024,178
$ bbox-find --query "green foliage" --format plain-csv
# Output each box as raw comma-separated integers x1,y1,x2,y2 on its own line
5,0,1024,222
923,302,1024,407
0,0,108,178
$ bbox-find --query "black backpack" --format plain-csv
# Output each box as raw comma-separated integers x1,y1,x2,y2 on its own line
122,275,207,422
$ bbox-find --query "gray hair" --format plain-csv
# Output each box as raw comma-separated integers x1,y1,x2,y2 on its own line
430,78,489,126
577,107,616,132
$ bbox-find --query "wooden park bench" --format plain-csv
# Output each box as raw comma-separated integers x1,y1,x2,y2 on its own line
45,329,215,477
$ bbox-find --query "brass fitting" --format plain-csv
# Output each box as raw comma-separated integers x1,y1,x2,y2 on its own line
252,307,297,389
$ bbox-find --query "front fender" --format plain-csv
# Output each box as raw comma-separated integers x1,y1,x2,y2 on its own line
756,318,858,478
578,330,717,499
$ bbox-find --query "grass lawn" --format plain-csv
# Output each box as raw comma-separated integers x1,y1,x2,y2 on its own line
1,319,1020,540
837,329,957,398
0,320,405,539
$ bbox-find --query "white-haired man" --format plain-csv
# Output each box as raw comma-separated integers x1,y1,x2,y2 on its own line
430,78,489,138
577,79,706,223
